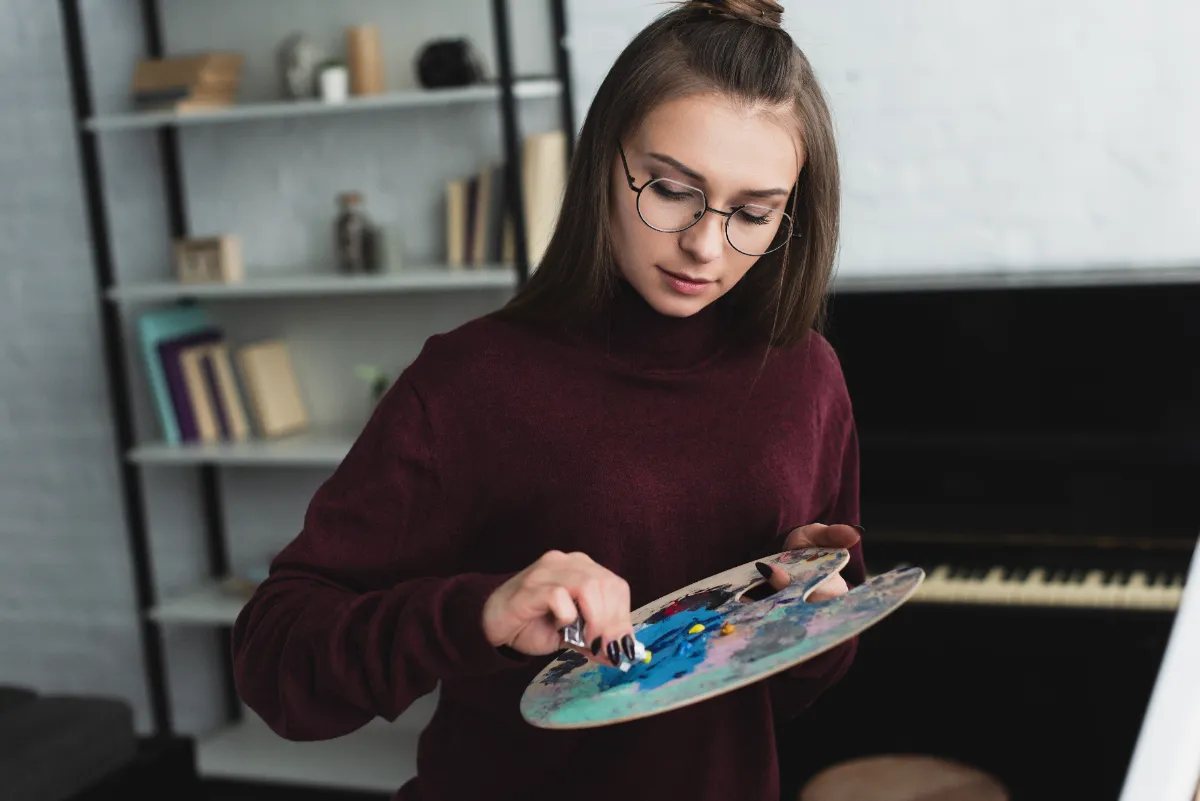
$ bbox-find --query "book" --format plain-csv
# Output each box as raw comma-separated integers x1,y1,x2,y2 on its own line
522,130,568,268
236,340,308,438
132,52,242,93
179,344,220,443
470,165,496,266
156,326,223,443
132,52,242,112
198,349,230,441
446,178,468,268
136,306,213,445
205,341,251,442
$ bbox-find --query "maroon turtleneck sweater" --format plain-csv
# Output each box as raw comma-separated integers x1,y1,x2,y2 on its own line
231,280,865,801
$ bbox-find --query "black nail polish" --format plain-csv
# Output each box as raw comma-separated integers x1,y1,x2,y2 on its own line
621,634,636,661
591,637,602,655
607,640,621,666
756,562,772,579
851,524,866,535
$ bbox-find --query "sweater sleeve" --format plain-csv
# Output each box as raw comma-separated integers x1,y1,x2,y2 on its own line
767,388,866,722
230,368,523,742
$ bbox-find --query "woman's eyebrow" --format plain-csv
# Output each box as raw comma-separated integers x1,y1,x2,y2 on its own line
647,152,791,199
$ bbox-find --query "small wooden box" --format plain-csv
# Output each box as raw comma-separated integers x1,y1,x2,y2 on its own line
174,236,244,284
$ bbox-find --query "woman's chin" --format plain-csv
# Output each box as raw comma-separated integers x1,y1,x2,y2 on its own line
621,268,720,317
644,287,715,318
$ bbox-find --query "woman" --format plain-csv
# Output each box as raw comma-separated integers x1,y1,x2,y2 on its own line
232,1,865,799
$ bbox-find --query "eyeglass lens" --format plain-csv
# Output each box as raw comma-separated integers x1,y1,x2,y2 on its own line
636,177,791,256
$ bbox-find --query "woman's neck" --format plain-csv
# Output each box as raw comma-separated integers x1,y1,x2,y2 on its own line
589,278,731,372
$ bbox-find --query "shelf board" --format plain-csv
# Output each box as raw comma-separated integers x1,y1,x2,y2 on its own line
130,428,354,466
86,79,562,132
108,265,517,303
198,694,437,794
150,580,248,626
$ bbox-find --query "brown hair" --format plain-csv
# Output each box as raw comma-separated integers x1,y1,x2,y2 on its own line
498,0,839,348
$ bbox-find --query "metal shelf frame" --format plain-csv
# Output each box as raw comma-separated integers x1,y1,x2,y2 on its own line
58,0,576,773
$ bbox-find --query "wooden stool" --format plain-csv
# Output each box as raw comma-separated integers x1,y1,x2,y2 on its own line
799,754,1009,801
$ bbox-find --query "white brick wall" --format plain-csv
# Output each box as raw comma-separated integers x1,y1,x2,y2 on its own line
1,0,1196,739
570,0,1200,277
0,0,149,719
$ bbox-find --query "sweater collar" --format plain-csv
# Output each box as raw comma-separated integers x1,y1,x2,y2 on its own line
590,278,730,372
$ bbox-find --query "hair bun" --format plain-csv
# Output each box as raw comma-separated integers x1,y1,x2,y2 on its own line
692,0,784,29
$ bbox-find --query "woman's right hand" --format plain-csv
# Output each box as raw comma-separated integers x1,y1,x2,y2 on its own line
481,550,636,667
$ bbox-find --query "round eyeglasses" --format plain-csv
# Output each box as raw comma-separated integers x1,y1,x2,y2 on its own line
618,143,800,257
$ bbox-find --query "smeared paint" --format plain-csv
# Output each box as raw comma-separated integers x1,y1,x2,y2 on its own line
644,585,734,624
544,648,588,685
520,551,925,730
736,618,807,663
597,607,725,691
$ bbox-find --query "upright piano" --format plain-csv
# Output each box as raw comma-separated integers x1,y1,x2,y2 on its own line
779,272,1199,801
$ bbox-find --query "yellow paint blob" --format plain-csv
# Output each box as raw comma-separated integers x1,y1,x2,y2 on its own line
688,623,706,635
642,650,652,664
720,622,736,636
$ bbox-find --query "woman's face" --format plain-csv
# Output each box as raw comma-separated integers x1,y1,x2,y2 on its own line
610,93,802,318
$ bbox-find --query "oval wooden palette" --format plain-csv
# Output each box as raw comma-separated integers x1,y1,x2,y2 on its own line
520,548,924,729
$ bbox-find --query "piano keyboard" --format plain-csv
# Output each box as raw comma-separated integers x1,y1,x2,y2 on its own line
873,564,1187,611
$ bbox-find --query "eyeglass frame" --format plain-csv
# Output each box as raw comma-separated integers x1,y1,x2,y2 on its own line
616,142,802,257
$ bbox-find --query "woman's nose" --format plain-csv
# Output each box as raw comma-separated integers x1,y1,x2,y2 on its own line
677,210,725,264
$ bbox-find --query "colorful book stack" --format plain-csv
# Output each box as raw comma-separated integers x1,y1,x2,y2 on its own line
132,52,243,113
445,129,568,270
137,306,309,446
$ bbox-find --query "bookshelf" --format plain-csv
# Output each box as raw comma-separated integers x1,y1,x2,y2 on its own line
60,0,576,795
85,78,562,131
149,581,246,627
196,694,439,793
129,427,353,466
107,265,519,303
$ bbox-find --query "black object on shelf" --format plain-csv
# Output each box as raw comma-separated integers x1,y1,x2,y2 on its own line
415,37,486,88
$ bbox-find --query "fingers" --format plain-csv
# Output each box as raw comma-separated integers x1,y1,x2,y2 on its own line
546,586,578,629
753,560,850,602
772,523,860,605
574,575,617,663
806,573,849,602
782,522,863,552
526,552,636,667
757,560,793,592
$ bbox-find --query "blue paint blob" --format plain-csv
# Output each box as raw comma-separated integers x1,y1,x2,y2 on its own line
597,608,726,692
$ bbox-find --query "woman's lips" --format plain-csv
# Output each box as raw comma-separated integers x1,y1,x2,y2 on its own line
657,265,713,296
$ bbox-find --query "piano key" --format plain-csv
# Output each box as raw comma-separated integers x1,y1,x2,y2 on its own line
1163,574,1186,607
918,565,954,602
1078,569,1110,607
1121,571,1152,608
983,566,1014,604
1021,567,1054,605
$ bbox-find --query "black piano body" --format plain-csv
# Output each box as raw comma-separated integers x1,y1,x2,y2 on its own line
778,271,1200,801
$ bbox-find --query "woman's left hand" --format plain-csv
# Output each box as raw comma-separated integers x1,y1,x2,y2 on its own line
758,523,862,602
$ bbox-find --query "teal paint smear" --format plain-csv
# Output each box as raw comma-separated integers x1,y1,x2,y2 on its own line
596,608,725,692
519,562,925,729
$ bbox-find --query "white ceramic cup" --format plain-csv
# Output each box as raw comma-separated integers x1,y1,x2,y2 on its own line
319,66,349,103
